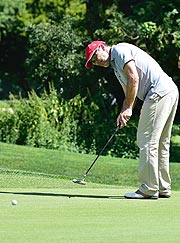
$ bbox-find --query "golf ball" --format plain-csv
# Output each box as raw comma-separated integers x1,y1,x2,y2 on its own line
12,199,17,205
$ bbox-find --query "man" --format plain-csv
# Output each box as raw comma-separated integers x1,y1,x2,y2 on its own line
85,40,179,199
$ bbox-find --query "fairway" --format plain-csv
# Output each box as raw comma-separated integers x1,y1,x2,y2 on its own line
1,174,180,243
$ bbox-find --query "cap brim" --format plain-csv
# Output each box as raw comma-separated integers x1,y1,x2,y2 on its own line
85,48,98,69
85,60,92,69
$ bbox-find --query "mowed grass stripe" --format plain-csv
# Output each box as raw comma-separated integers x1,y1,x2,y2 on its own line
0,143,180,190
0,142,138,187
0,142,180,189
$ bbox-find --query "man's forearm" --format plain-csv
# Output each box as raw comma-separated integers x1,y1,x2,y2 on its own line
122,76,138,111
117,60,139,128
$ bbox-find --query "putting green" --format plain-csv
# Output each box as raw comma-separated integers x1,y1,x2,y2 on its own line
0,186,180,243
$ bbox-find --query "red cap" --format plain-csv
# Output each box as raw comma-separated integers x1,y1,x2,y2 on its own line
85,41,105,69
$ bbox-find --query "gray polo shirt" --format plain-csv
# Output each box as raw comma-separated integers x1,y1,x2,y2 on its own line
110,43,176,101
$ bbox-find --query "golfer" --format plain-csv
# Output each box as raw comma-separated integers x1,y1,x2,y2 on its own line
85,41,179,199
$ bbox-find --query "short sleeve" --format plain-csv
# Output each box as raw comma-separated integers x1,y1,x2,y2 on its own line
113,45,134,69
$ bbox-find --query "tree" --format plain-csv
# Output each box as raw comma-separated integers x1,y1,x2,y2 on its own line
25,16,85,99
0,0,83,98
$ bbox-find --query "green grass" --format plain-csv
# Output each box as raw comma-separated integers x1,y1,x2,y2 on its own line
0,142,139,187
1,142,180,243
0,142,180,189
1,184,180,243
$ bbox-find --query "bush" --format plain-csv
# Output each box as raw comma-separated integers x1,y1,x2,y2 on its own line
170,124,180,162
9,90,60,149
0,107,19,144
0,85,139,158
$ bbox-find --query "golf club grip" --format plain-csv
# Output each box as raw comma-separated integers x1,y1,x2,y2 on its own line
84,126,119,176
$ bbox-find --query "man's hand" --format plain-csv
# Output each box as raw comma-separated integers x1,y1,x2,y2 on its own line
117,108,132,128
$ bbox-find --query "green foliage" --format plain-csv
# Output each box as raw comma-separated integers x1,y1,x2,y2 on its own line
9,91,59,148
0,108,19,144
25,16,85,97
0,0,26,38
139,9,180,75
0,86,139,158
170,124,180,162
0,0,72,37
95,4,140,44
0,0,86,98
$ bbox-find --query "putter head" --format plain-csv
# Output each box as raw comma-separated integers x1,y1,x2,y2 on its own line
72,179,86,185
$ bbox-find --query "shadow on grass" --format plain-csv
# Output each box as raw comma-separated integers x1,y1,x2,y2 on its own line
0,191,125,199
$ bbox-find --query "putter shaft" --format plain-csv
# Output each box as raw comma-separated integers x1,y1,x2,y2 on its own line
84,126,119,177
72,126,119,185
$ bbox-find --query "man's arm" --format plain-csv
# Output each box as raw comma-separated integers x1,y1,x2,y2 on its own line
117,60,139,128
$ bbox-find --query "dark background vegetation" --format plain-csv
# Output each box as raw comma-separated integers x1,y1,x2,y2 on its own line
0,0,179,160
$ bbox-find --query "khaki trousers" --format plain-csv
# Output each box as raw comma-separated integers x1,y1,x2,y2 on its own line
137,88,179,196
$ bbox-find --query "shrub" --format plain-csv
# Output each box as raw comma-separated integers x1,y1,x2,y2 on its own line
0,85,139,158
0,107,18,143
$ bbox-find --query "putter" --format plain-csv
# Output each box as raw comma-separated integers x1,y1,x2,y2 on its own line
72,126,119,185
